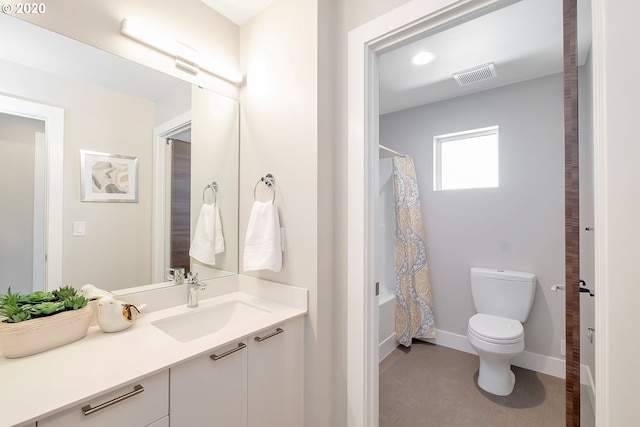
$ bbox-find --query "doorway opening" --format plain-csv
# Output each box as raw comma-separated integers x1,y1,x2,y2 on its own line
347,1,591,426
151,112,191,283
167,132,192,274
0,94,63,293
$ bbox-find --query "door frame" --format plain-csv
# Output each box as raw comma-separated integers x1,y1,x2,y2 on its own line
346,0,599,425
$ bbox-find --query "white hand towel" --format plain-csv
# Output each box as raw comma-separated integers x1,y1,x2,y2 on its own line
189,204,225,266
243,201,282,272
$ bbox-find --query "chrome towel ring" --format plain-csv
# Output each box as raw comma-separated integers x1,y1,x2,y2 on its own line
202,182,218,205
253,173,275,203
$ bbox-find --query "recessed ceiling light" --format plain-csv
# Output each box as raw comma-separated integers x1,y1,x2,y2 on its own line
412,51,436,66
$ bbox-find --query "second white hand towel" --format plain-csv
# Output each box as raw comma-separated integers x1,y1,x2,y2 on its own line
189,204,225,266
243,201,282,272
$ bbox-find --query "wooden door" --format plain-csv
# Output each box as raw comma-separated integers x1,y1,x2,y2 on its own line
563,0,581,425
170,139,191,272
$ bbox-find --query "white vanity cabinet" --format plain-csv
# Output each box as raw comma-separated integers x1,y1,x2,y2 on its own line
248,318,303,427
170,339,249,427
36,370,169,427
169,317,303,427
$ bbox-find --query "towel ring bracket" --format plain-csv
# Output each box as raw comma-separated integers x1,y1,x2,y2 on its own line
253,173,276,203
202,181,218,205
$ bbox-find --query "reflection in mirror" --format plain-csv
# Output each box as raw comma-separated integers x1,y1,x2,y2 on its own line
0,113,45,295
0,15,239,295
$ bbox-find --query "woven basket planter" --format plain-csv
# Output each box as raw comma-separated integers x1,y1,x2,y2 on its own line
0,305,93,358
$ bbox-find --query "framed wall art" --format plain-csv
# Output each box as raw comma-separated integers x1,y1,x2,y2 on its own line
80,150,138,202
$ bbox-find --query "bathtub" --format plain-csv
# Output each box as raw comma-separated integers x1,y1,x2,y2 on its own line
379,286,397,362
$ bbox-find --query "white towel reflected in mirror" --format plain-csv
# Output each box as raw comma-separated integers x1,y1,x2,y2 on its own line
189,204,225,266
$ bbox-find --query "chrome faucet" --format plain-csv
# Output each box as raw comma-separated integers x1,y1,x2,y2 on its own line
167,267,185,285
186,272,206,308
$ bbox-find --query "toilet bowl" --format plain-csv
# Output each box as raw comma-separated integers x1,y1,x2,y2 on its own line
467,268,536,396
467,313,524,395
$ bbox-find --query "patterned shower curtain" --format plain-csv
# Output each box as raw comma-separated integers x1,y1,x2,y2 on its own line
392,155,436,347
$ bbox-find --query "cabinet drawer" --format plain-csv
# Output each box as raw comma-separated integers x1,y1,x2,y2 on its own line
37,370,168,427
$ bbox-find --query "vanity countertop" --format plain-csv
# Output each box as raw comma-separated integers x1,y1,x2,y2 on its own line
0,276,307,427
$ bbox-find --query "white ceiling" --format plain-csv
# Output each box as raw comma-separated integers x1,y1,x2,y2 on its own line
199,0,275,25
379,0,592,114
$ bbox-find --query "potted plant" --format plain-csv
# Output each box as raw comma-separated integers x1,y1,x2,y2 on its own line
0,286,93,358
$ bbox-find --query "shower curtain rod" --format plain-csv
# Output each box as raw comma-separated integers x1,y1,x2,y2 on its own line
379,144,406,157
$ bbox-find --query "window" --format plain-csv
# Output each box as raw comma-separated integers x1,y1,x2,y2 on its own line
433,126,499,191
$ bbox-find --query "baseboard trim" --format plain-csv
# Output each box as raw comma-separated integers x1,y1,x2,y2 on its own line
379,333,397,362
422,329,596,401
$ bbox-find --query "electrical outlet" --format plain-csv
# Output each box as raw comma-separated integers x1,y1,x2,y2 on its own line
560,339,566,357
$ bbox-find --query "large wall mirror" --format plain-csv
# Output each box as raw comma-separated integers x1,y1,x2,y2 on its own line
0,14,239,295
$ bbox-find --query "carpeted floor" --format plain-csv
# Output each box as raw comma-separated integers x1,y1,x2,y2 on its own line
379,341,594,427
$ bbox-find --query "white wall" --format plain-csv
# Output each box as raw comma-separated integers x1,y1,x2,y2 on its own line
154,82,192,127
380,72,566,358
239,1,334,425
332,2,413,423
596,0,640,424
0,114,43,294
579,50,596,385
191,86,239,274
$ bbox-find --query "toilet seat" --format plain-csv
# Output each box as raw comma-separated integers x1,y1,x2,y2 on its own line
468,313,523,345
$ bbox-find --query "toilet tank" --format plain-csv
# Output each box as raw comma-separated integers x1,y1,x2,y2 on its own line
470,268,536,322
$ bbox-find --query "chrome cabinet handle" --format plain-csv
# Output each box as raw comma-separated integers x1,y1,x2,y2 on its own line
254,327,284,342
82,384,144,416
210,342,246,361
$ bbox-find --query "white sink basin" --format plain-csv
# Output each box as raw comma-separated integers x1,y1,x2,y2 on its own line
151,301,271,342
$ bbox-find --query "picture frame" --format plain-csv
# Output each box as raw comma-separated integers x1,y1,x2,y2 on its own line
80,150,138,202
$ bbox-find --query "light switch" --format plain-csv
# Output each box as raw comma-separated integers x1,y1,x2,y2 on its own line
73,221,86,237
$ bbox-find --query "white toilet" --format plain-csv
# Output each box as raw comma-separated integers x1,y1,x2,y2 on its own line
467,267,536,396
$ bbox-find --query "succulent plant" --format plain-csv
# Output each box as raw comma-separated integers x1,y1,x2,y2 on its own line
28,301,65,317
63,296,88,310
53,286,78,301
0,287,22,307
0,304,31,323
0,286,88,323
25,291,56,304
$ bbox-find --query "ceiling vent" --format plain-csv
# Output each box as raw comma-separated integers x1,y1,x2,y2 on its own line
452,62,497,86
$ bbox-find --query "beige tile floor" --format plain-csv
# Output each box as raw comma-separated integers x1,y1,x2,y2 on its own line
380,341,595,427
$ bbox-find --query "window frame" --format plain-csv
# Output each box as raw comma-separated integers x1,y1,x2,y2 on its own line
433,125,500,191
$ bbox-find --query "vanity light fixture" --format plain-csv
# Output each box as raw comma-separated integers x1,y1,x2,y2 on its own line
120,18,243,84
411,51,436,66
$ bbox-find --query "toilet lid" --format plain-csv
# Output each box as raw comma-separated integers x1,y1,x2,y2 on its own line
468,313,523,344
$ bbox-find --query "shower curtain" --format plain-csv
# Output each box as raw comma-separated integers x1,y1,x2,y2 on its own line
392,155,436,347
